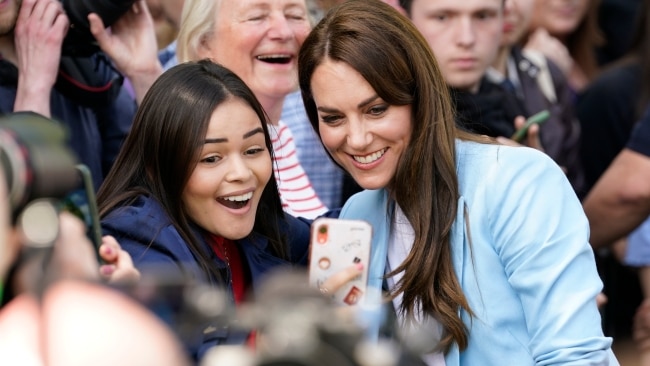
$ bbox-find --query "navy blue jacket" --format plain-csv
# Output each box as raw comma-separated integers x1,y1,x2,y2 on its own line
0,54,136,190
101,195,313,361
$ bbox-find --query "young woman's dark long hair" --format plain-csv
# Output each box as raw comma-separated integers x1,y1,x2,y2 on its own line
299,0,476,352
97,60,287,283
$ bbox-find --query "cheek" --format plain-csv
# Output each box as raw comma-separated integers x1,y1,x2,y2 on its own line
254,158,273,187
182,170,214,205
318,125,343,152
293,23,311,44
486,20,504,35
393,127,412,148
180,181,200,215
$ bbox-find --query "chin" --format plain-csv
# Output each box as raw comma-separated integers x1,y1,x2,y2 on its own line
222,231,251,241
353,176,390,191
220,223,255,241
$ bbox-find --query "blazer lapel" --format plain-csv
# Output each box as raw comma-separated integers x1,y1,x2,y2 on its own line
340,189,391,341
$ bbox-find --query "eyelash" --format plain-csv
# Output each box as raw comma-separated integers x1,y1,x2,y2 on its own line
201,155,221,164
368,105,388,115
248,13,306,22
245,147,265,156
199,147,265,163
287,14,306,21
319,105,388,124
320,115,341,124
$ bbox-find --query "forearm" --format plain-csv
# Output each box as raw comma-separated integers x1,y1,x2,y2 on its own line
126,63,163,105
13,74,52,117
584,149,650,249
586,196,650,249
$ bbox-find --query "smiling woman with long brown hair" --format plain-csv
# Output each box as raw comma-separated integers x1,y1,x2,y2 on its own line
298,1,618,364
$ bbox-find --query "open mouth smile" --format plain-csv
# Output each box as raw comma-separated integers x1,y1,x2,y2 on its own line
353,148,387,164
256,54,292,64
217,191,253,210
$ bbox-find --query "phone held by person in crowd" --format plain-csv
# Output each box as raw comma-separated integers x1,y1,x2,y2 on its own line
308,218,372,306
510,109,551,142
59,164,103,262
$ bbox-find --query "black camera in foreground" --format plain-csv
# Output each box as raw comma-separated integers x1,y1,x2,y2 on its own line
132,268,428,366
0,112,79,220
61,0,138,56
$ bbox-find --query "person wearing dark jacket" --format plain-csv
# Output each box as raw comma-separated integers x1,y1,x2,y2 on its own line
0,0,145,189
98,61,348,362
488,0,585,196
398,0,542,154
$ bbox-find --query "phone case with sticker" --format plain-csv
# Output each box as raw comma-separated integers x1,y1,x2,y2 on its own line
308,218,372,306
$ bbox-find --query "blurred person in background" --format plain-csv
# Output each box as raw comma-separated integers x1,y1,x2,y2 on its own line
524,0,604,94
595,0,641,66
578,0,650,343
145,0,185,69
0,0,146,189
584,106,650,365
489,0,584,196
399,0,555,179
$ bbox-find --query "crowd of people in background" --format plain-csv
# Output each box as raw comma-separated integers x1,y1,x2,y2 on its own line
0,0,649,364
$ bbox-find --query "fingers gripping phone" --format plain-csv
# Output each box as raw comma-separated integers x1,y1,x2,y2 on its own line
308,218,372,306
510,109,551,142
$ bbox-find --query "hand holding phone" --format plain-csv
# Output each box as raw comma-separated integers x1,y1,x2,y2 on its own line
308,218,372,306
510,110,550,142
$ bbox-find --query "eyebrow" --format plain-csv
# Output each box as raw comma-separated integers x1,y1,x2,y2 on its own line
204,127,264,144
316,94,380,113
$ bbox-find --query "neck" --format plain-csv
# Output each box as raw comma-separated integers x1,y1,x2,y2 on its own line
492,46,511,76
467,81,481,94
257,94,284,126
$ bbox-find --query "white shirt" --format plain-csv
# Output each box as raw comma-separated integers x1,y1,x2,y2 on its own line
386,205,446,366
269,121,328,219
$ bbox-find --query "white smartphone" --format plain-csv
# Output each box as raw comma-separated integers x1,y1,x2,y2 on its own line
308,218,372,306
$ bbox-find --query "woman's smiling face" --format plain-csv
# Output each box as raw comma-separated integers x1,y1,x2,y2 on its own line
200,0,311,103
310,59,412,190
182,97,272,240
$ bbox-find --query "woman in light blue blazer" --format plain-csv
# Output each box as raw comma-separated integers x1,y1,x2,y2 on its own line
297,1,618,365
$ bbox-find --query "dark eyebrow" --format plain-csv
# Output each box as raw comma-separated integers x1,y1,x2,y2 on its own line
204,137,227,144
203,127,264,144
243,127,264,139
316,94,380,113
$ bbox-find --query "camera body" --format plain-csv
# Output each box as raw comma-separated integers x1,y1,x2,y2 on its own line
60,0,138,56
0,112,79,220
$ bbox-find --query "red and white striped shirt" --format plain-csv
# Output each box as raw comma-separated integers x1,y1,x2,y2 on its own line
269,121,328,219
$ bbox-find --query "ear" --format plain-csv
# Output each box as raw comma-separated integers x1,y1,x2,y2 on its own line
196,34,214,60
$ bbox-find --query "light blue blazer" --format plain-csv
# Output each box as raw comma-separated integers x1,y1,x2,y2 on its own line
340,140,618,365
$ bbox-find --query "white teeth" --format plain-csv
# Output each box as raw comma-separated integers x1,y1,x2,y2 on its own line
222,192,253,202
353,148,386,164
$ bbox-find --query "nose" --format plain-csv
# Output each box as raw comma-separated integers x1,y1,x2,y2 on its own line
224,155,252,182
267,12,294,41
346,119,372,150
455,17,476,47
504,0,513,15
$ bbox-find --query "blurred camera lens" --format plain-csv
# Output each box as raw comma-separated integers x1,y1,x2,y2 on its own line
0,112,79,220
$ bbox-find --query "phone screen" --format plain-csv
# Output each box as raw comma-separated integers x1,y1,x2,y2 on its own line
59,164,103,262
